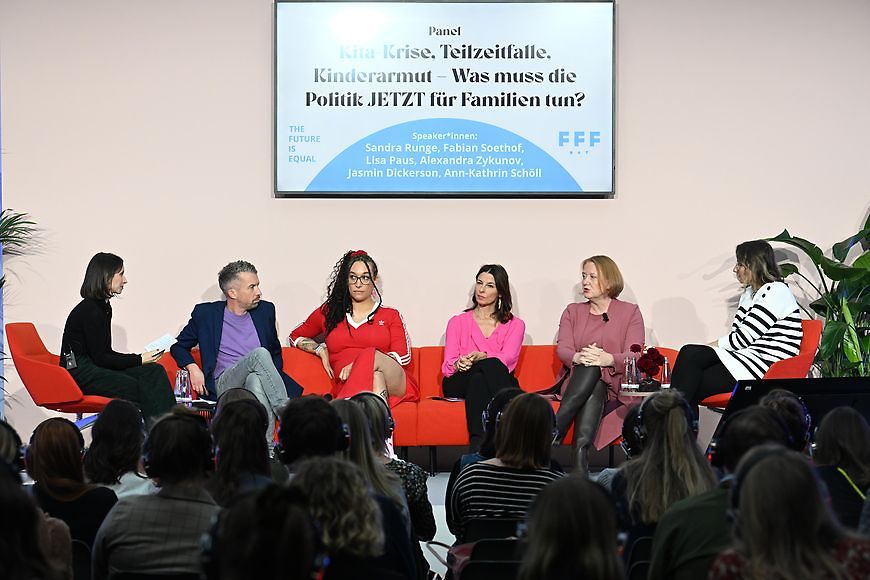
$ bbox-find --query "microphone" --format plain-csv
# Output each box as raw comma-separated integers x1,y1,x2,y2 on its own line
602,313,609,323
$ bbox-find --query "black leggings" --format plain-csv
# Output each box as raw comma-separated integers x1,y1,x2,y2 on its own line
670,344,736,406
70,355,176,420
442,357,519,450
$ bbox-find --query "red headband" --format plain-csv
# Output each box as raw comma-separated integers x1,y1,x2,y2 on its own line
349,250,368,258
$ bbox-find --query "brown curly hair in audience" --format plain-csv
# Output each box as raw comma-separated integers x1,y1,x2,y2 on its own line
730,445,852,580
292,456,384,558
495,393,555,470
813,407,870,489
623,390,716,524
519,475,623,580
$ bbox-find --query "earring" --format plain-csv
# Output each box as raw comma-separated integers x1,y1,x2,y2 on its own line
497,297,502,310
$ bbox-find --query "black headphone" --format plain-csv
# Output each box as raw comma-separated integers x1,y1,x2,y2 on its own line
0,419,26,473
350,392,395,440
481,396,504,432
707,407,793,468
143,412,215,479
201,486,330,580
628,394,698,457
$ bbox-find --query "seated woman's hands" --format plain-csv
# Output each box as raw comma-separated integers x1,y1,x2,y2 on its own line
574,343,614,368
454,351,487,372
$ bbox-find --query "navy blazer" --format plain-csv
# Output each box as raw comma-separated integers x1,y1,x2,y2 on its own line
170,300,302,399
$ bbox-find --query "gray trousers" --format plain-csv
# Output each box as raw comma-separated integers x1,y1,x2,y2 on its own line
215,347,288,444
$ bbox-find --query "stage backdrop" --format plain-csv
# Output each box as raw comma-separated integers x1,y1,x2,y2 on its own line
275,1,614,196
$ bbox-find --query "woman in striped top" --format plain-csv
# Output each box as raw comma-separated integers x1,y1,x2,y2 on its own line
671,240,803,407
447,393,564,543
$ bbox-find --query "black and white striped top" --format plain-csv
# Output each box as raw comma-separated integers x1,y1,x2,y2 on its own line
715,281,803,380
447,462,564,542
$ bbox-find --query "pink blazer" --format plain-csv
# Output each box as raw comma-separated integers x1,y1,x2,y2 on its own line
442,311,525,377
555,298,645,391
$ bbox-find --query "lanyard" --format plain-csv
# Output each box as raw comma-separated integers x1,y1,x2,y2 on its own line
837,467,867,501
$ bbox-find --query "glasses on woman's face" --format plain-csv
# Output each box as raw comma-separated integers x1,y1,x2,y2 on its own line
348,273,373,286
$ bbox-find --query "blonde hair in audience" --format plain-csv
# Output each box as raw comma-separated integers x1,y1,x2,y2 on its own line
624,390,716,523
292,457,384,558
582,255,624,298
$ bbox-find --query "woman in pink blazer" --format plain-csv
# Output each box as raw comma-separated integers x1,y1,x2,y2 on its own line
555,256,644,472
442,264,525,451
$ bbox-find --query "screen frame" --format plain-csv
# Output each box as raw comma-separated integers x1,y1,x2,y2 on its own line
273,0,616,198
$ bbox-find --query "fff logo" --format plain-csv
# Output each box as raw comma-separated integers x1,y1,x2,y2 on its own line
558,131,601,148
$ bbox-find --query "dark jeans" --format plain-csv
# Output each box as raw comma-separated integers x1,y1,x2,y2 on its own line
69,355,176,420
670,344,736,406
442,357,519,451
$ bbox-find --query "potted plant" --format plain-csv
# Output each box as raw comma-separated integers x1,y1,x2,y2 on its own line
0,208,36,288
767,214,870,378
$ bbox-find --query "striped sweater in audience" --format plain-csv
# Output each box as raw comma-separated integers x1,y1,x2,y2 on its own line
715,281,802,380
448,462,563,542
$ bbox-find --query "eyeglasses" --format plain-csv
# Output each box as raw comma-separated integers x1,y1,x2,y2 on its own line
348,274,372,285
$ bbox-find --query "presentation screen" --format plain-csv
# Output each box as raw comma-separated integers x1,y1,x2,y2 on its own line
275,1,614,197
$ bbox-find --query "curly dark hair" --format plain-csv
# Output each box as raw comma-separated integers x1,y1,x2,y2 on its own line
84,399,145,485
208,398,271,506
322,250,382,333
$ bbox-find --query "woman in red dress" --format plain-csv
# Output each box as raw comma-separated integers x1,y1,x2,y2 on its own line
290,250,418,406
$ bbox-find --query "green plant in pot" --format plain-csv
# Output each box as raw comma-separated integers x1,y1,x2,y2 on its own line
0,208,36,289
767,214,870,378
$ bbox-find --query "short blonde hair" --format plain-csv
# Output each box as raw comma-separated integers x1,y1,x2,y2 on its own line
582,256,624,298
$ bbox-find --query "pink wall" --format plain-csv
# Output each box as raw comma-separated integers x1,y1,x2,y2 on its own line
2,0,869,434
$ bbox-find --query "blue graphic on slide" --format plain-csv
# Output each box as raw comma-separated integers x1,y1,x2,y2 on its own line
306,119,582,192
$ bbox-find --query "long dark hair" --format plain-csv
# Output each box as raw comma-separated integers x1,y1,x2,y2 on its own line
495,393,554,470
84,400,145,485
80,252,124,300
813,406,870,489
209,399,271,506
0,479,52,580
519,476,622,580
322,250,382,333
26,418,90,501
465,264,513,324
736,240,782,288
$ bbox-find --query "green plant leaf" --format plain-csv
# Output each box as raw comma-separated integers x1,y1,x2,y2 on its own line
818,320,847,361
780,263,800,278
0,209,36,256
842,298,863,368
853,250,870,271
809,297,831,318
768,230,827,265
832,227,870,262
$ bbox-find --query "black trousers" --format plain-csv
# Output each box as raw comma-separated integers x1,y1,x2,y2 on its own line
69,355,176,420
442,357,519,451
670,344,736,406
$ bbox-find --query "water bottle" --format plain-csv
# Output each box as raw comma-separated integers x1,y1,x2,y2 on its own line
175,369,190,400
622,357,638,391
661,357,671,389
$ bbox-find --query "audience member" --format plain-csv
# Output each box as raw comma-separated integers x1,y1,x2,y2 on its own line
171,260,302,444
216,387,288,482
207,397,272,506
292,457,408,580
27,418,117,550
592,403,642,491
519,475,622,580
2,419,71,580
710,445,870,580
813,407,870,529
671,240,802,408
204,484,322,580
440,264,524,452
648,405,791,580
448,392,564,543
60,252,174,421
610,390,715,561
353,391,436,579
83,400,155,498
860,493,870,536
759,388,812,452
276,395,348,471
92,407,220,579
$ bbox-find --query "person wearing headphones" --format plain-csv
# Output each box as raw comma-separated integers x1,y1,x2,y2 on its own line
448,393,565,543
61,252,175,421
647,405,792,580
92,407,219,580
27,417,118,550
610,390,715,571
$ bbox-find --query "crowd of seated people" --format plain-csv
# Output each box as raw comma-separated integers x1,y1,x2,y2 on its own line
3,385,870,580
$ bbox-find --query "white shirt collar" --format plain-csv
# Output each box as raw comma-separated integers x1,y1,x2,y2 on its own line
345,300,381,329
